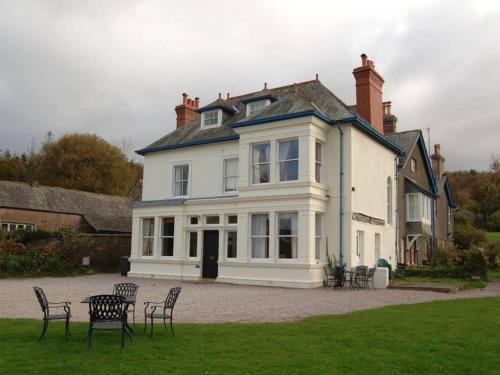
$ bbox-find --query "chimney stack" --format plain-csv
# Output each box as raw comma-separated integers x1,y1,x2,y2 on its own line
383,101,398,134
352,53,385,133
175,93,200,129
431,144,445,179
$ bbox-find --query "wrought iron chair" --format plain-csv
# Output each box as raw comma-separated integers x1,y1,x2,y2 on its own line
333,266,345,289
354,266,369,289
144,287,182,337
323,265,335,287
87,294,131,350
33,287,71,341
366,268,376,289
113,282,139,327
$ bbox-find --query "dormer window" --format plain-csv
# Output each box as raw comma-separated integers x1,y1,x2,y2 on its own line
201,109,221,128
246,99,269,117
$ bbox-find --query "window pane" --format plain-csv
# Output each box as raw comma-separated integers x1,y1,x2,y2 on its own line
278,139,298,160
252,237,269,258
142,218,154,236
228,215,237,224
279,236,297,259
315,163,321,183
279,160,298,181
142,238,153,256
315,142,322,163
315,238,321,260
189,232,197,257
190,216,198,225
252,143,270,163
162,217,175,236
227,231,237,258
253,164,270,183
162,237,174,256
279,213,297,236
251,214,269,236
206,216,220,224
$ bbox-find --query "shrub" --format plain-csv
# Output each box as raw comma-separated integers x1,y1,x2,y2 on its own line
454,222,486,250
5,255,32,274
461,246,488,279
0,238,27,255
6,229,53,244
484,242,499,269
397,266,470,279
430,244,460,267
485,210,500,231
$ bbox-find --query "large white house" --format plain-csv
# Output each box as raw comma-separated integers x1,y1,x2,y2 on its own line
129,55,405,288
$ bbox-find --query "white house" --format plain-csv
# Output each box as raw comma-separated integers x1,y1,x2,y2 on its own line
128,54,405,288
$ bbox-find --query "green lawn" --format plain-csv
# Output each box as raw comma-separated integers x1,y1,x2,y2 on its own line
0,298,499,375
486,232,500,242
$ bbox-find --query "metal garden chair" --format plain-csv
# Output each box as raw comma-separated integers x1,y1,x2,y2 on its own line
87,294,131,350
33,286,71,341
354,266,369,289
144,287,182,337
113,282,139,327
366,267,376,289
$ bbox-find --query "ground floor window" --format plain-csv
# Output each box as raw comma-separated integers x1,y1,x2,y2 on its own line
226,231,237,258
277,212,298,259
161,217,175,256
141,218,155,256
251,214,269,258
0,222,34,232
188,231,197,257
315,214,322,260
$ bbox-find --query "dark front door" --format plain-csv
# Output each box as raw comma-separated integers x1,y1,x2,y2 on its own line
202,231,219,279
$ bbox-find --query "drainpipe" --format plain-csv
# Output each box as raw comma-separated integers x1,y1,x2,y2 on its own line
394,155,400,265
336,123,345,265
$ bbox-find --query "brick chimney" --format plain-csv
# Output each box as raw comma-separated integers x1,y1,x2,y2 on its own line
352,53,385,133
383,101,398,134
431,144,445,179
175,93,200,129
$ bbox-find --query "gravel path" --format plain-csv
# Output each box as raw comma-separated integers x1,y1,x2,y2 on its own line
1,274,498,323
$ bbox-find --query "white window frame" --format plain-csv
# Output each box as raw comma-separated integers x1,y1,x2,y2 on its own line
410,158,417,172
187,230,198,258
0,222,35,232
226,230,238,259
140,217,155,257
189,216,199,225
251,142,271,184
171,162,190,198
160,216,175,257
250,213,270,259
227,215,238,225
205,215,220,225
406,193,421,222
222,157,239,193
245,99,270,117
315,141,323,183
201,109,222,128
278,138,299,182
315,213,323,261
276,212,298,259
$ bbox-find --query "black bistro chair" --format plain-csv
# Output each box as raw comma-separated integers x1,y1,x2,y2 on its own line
87,294,131,350
354,266,369,289
113,282,139,327
366,267,376,289
33,286,71,341
144,287,182,337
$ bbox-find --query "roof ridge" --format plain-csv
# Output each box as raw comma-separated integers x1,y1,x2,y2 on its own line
227,79,318,101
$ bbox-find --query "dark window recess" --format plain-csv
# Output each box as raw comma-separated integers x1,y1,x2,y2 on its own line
189,232,197,257
227,231,237,258
206,216,220,224
228,215,238,224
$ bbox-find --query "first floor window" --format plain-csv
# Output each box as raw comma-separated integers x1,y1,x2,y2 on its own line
188,231,197,257
315,214,322,260
251,214,269,258
173,164,189,197
278,139,299,181
252,143,270,184
278,212,298,259
141,218,155,256
223,158,239,192
374,233,381,261
227,231,237,258
161,217,175,256
406,193,420,221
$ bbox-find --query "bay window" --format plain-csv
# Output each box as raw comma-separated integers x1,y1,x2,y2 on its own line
278,139,299,181
141,218,155,256
315,142,323,183
161,217,175,256
252,143,270,184
406,193,431,223
315,213,322,260
277,212,298,259
251,214,269,258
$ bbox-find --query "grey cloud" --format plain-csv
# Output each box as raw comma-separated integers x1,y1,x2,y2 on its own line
0,0,498,169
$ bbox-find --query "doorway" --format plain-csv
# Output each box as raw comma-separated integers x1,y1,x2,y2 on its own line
202,230,219,278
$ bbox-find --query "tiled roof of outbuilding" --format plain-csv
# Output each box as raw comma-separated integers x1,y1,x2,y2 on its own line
385,130,421,166
0,180,132,233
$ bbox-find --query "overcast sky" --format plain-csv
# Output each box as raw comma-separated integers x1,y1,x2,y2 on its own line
1,0,499,170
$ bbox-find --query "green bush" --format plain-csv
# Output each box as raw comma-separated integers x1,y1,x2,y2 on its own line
5,255,32,274
454,222,486,250
461,246,488,278
484,242,499,268
397,266,471,279
6,229,53,244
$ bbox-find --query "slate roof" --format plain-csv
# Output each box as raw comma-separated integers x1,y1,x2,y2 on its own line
385,130,421,166
0,180,132,233
137,80,358,154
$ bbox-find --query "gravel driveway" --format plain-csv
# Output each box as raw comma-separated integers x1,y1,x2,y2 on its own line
1,274,498,323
